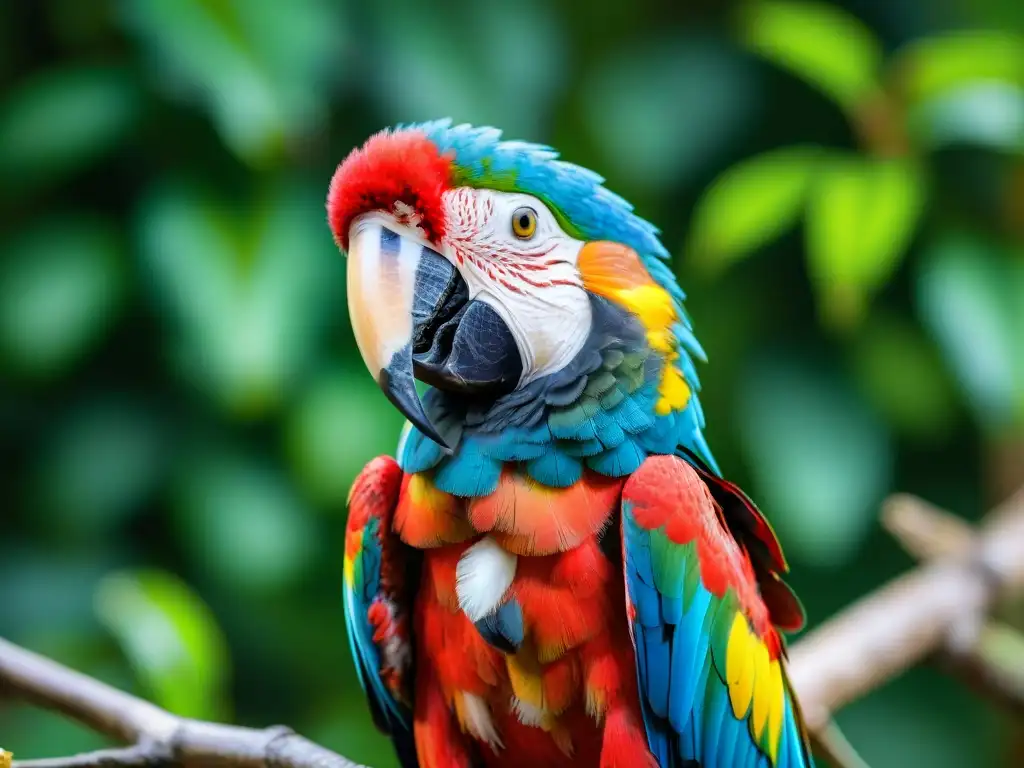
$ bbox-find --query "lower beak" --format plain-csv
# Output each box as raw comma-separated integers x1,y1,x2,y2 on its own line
346,217,523,450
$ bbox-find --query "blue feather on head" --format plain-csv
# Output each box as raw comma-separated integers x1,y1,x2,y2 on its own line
378,119,720,491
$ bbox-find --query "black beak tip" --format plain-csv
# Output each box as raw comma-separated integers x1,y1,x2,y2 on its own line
378,365,452,451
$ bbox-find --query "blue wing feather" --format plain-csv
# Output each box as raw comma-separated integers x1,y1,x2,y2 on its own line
622,455,815,768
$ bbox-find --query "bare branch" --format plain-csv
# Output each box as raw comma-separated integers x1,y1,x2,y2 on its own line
881,494,974,560
0,638,366,768
940,622,1024,716
885,493,1024,714
2,487,1024,767
11,745,164,768
788,487,1024,730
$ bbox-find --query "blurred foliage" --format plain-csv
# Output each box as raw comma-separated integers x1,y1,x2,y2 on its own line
690,1,1024,334
0,1,1022,767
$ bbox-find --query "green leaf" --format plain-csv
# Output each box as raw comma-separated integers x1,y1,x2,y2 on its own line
736,354,893,567
285,367,405,508
892,31,1024,105
850,312,958,441
172,447,320,593
0,66,138,191
909,84,1024,154
583,38,757,192
805,156,927,328
119,0,345,163
916,235,1024,432
687,145,820,273
0,217,123,379
738,0,883,111
136,179,342,419
94,569,230,720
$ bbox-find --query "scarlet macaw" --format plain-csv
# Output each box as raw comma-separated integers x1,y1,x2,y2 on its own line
331,121,813,768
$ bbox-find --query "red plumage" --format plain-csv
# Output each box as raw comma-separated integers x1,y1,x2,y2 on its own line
624,454,778,647
327,129,452,249
349,465,653,768
346,451,804,766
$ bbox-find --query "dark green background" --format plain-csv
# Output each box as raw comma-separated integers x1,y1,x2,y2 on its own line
2,1,1022,766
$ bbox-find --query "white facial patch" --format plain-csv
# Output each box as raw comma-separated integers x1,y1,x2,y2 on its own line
442,188,593,386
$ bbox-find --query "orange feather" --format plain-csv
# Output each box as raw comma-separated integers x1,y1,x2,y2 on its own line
468,468,623,555
395,472,475,548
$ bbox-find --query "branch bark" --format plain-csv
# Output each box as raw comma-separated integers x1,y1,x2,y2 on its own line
2,489,1024,767
0,637,366,768
787,487,1024,730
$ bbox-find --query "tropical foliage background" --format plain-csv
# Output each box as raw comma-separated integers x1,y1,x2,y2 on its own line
2,1,1022,766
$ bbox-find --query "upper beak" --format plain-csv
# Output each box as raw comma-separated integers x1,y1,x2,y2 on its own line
346,215,523,451
347,216,454,449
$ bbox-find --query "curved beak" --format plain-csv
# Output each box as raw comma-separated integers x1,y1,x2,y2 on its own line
347,215,525,451
347,217,454,449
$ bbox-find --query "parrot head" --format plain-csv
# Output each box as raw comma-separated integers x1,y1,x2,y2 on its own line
328,120,715,492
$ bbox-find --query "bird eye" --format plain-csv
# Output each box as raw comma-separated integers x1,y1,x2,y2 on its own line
511,207,538,240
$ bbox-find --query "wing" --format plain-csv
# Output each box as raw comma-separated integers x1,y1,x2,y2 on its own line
678,447,806,634
344,455,420,768
621,454,815,768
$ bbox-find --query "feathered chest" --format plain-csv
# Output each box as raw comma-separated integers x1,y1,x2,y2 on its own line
399,465,644,765
396,465,627,656
395,466,623,554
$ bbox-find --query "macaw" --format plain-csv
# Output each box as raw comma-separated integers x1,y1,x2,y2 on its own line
331,120,814,768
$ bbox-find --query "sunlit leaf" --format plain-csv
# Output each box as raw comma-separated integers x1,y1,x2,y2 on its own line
32,400,166,539
850,312,958,441
119,0,345,163
0,66,137,191
736,354,893,567
909,84,1024,154
136,179,342,419
583,37,758,191
94,569,230,720
285,367,405,509
738,0,883,111
0,217,123,379
892,31,1024,105
687,145,820,273
172,447,320,593
364,0,563,139
917,235,1023,431
805,155,926,328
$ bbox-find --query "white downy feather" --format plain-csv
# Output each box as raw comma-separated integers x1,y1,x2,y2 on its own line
456,536,517,623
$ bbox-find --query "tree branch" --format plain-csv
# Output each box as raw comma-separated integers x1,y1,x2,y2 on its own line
2,488,1024,767
787,487,1024,730
0,637,366,768
881,496,1024,715
12,745,164,768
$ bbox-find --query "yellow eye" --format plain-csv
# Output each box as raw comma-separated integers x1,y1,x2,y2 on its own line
511,207,537,240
